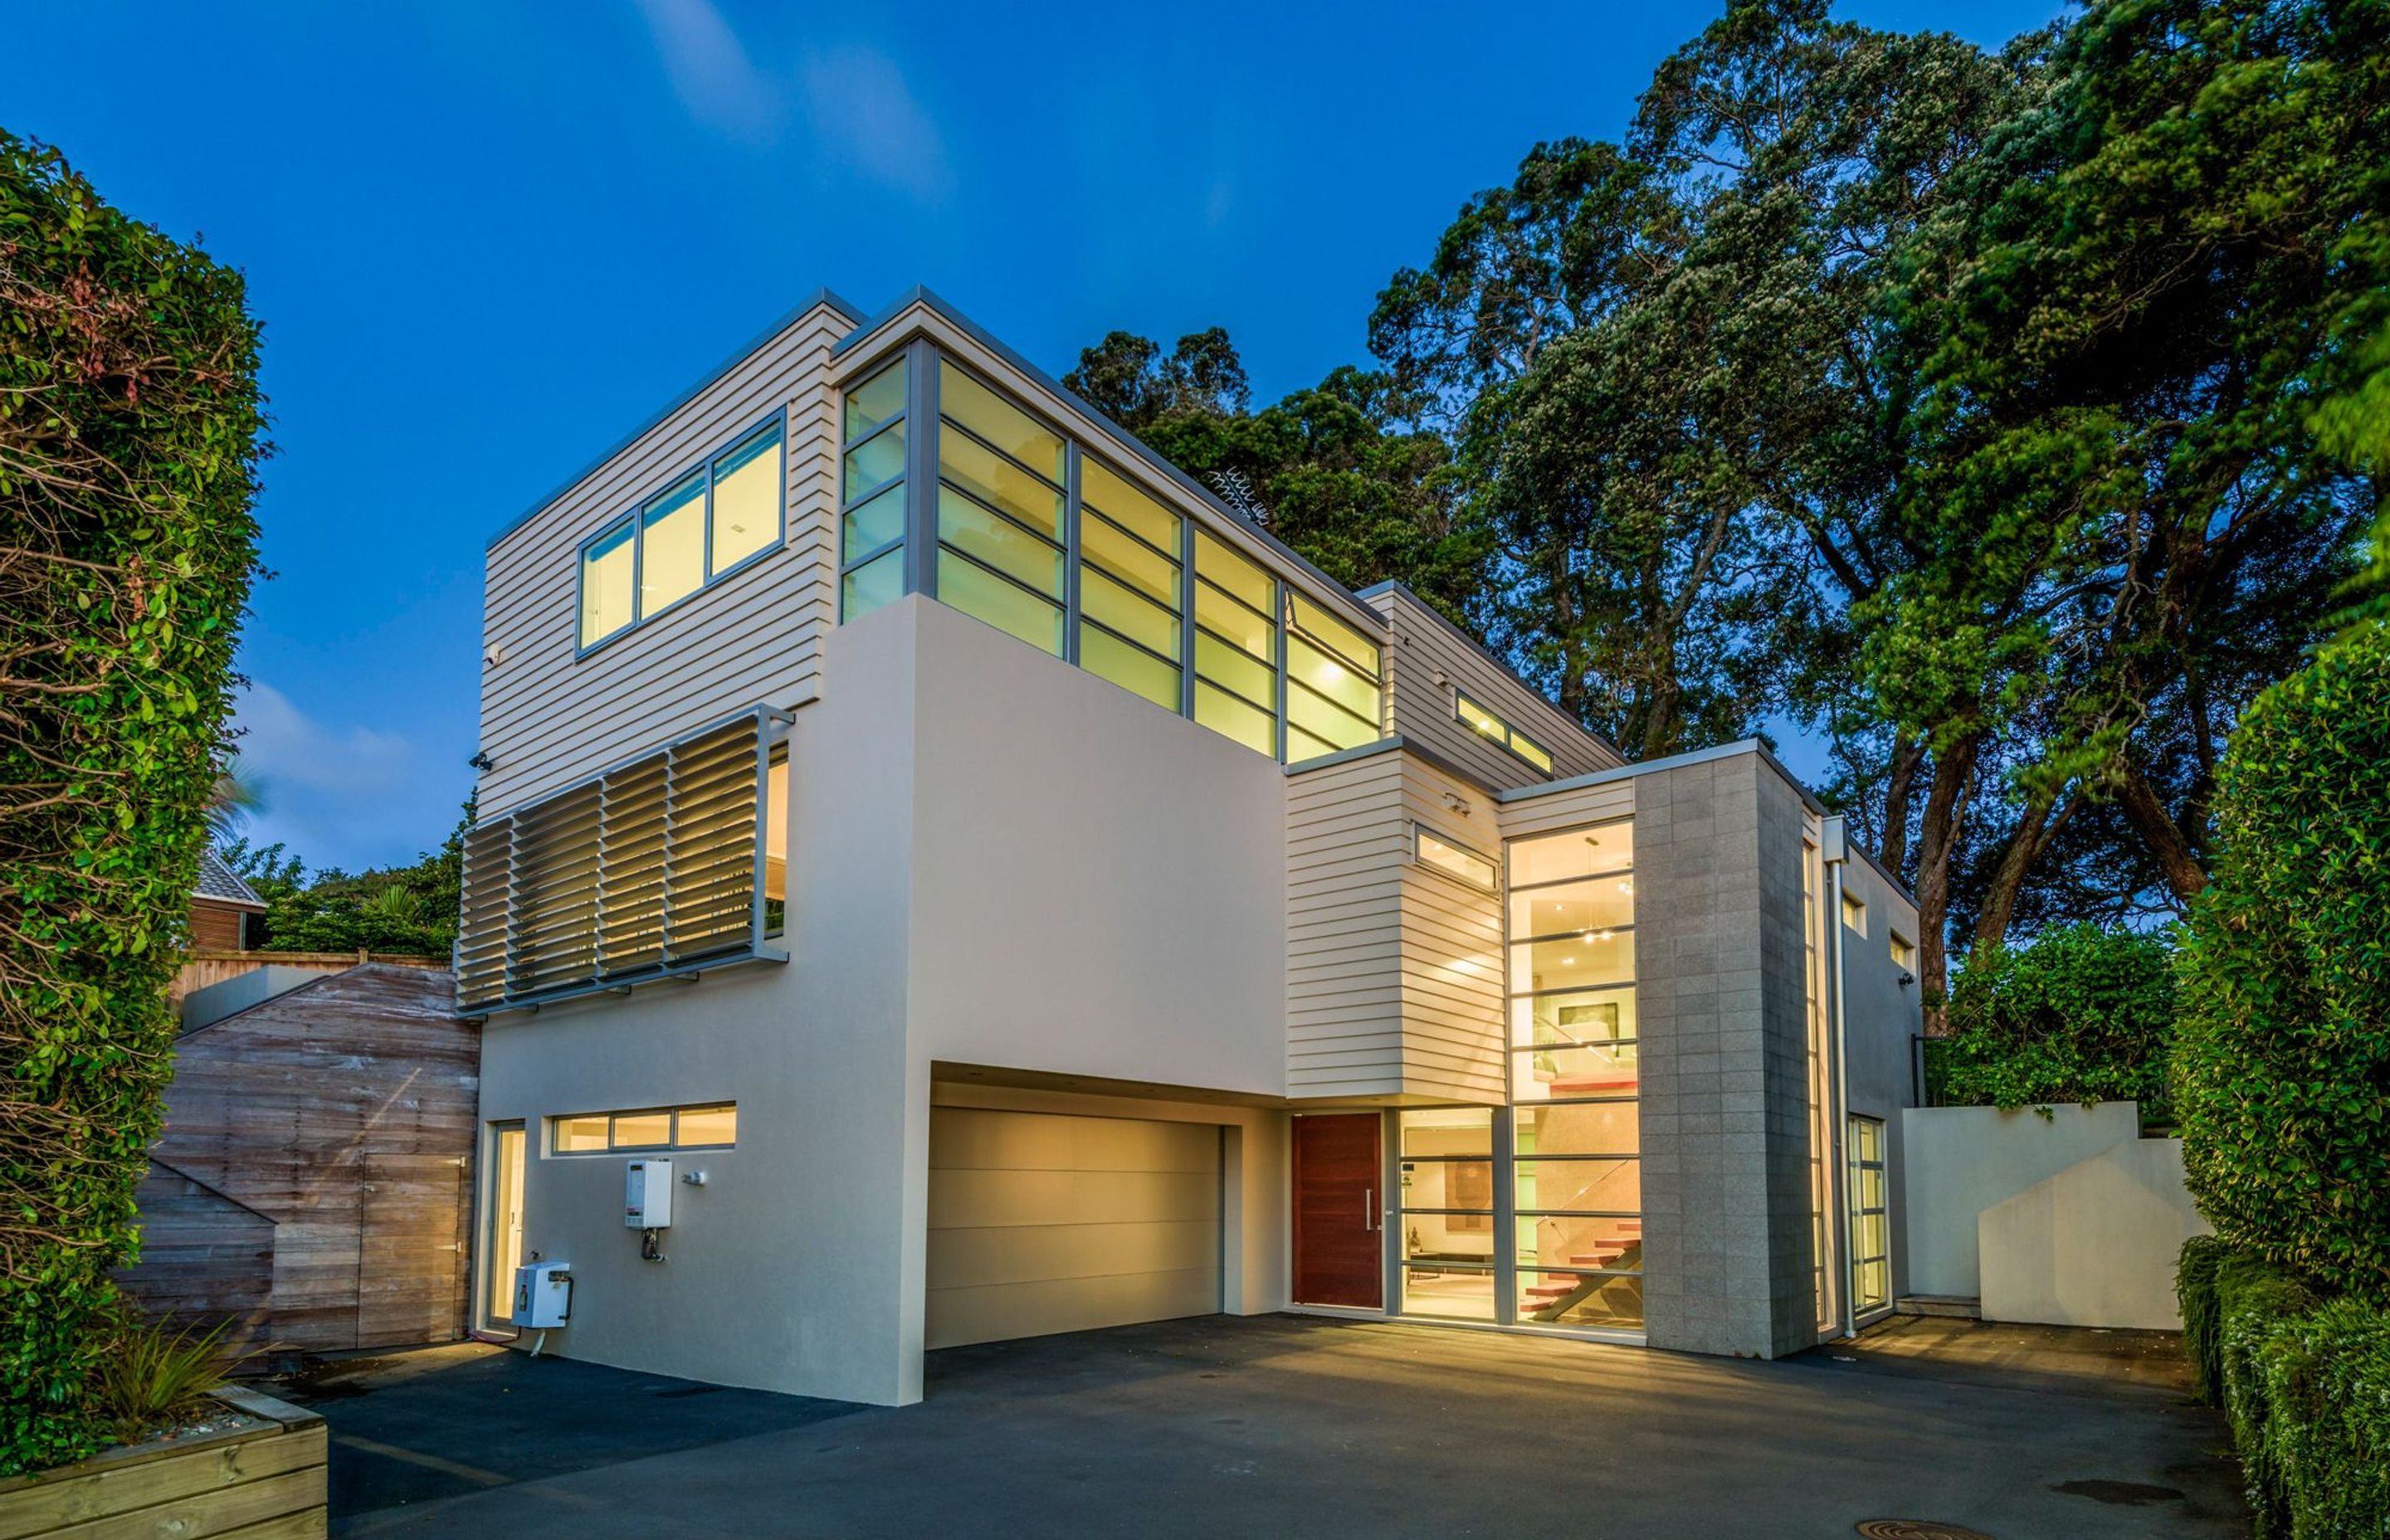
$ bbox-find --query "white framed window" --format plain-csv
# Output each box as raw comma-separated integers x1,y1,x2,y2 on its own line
1413,826,1497,892
1841,889,1868,936
550,1103,738,1155
1889,930,1916,972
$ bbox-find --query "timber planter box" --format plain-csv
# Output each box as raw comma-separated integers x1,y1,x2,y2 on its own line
0,1385,326,1539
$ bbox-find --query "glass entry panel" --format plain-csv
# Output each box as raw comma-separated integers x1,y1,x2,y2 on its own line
1848,1115,1890,1314
1396,1109,1495,1320
485,1123,526,1325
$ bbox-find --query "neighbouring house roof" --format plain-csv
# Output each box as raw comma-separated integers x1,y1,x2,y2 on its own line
195,845,266,910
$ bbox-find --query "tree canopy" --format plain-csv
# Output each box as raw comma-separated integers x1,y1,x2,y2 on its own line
1090,0,2386,1017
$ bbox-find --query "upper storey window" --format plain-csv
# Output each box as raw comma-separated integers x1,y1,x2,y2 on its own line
840,358,908,621
1456,690,1555,775
835,339,1386,765
578,418,787,651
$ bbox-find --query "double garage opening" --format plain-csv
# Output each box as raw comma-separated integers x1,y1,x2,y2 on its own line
925,1106,1226,1349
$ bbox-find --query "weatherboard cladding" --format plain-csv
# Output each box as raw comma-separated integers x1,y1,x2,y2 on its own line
478,300,852,817
1365,586,1622,790
1285,745,1506,1103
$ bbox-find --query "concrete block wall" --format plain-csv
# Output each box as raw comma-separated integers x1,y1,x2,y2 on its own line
1636,750,1820,1357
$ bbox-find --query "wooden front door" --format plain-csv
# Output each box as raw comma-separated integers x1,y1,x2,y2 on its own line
1293,1114,1383,1308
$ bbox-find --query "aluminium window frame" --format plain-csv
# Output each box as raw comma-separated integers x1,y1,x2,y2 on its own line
1455,689,1557,777
1411,824,1499,894
832,333,1391,763
839,352,913,617
929,356,1074,651
1846,1113,1892,1320
575,410,790,659
1283,590,1386,760
548,1102,740,1157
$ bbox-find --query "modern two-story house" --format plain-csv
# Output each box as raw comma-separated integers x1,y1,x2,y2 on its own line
462,286,1922,1406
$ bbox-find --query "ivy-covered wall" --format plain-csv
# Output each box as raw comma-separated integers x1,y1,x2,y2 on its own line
0,130,266,1474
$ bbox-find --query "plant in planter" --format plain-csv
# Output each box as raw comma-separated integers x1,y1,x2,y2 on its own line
86,1311,242,1448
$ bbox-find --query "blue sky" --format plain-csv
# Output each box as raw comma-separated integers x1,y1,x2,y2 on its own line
4,0,2061,872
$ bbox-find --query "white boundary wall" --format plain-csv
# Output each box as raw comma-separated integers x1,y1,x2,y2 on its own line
1901,1102,2207,1328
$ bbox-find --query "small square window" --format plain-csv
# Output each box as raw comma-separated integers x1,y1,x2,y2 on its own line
1841,890,1868,937
1889,931,1917,971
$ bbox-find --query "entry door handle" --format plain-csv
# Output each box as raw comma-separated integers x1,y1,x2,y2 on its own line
1363,1187,1374,1231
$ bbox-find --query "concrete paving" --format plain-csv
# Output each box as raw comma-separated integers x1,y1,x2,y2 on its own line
279,1313,2248,1539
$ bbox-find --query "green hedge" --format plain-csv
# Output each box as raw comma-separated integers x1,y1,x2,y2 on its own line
2173,620,2390,1294
0,133,264,1473
2178,1240,2390,1538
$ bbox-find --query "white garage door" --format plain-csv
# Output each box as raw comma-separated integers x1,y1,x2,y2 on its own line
926,1108,1222,1349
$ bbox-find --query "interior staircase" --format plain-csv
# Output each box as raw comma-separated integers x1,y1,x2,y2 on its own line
1519,1224,1642,1321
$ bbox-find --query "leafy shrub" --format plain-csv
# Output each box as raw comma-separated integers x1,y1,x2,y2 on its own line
2258,1296,2390,1539
0,134,265,1473
2186,1240,2390,1539
2178,1233,2231,1402
88,1312,238,1447
1934,924,2178,1118
2216,1254,2319,1537
2174,621,2390,1298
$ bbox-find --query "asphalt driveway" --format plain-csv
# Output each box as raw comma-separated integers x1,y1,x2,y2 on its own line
278,1313,2246,1538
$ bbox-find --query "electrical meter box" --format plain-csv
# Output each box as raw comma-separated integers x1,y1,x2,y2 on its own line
625,1157,673,1228
513,1261,571,1328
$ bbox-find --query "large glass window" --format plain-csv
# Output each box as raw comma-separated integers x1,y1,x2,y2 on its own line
1285,592,1384,759
836,343,1388,763
1397,1109,1495,1321
841,358,908,622
937,359,1064,654
1507,821,1641,1328
578,420,785,650
1078,457,1183,709
1193,529,1279,755
1849,1115,1890,1314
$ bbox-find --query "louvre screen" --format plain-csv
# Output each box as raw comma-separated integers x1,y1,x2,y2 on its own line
456,708,787,1013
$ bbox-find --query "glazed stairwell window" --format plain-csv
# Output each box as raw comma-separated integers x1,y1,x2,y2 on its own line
578,417,788,651
456,706,792,1015
1505,818,1641,1330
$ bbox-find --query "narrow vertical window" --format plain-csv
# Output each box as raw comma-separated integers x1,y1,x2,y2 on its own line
1285,592,1384,759
578,519,636,648
1192,529,1279,756
639,472,706,616
1847,1115,1890,1315
1076,457,1183,710
709,428,783,573
935,361,1066,655
1505,820,1641,1330
841,358,908,621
